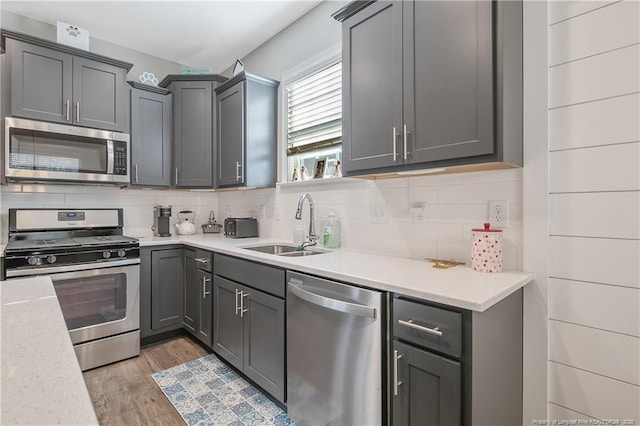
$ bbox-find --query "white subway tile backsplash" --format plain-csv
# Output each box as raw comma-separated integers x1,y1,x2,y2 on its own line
549,93,640,151
548,362,640,421
550,143,640,193
549,320,640,385
549,44,640,108
2,168,523,267
549,192,640,239
548,0,620,25
549,278,640,336
437,181,522,205
549,0,640,66
550,236,640,288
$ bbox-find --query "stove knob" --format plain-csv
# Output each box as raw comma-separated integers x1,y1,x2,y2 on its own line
27,256,38,266
117,250,126,258
46,255,57,264
102,251,112,259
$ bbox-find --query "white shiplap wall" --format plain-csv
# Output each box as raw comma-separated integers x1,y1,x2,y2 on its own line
547,0,640,421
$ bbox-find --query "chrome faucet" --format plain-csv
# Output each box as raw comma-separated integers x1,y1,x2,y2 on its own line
295,193,317,250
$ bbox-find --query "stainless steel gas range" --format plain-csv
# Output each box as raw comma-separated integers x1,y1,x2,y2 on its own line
4,208,140,371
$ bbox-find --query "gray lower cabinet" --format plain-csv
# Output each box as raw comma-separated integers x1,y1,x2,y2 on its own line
393,340,461,426
183,249,213,347
130,83,172,187
213,254,286,403
140,246,184,338
215,72,279,188
4,34,129,132
391,290,523,425
336,0,522,175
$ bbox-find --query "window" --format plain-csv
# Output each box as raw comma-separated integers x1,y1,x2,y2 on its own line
286,61,342,181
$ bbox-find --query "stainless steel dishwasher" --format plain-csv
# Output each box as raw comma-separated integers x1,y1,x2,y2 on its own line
286,271,383,425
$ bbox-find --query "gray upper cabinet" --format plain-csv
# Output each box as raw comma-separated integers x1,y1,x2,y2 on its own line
342,1,403,171
3,32,131,132
130,83,172,187
215,72,279,189
72,56,127,131
160,75,227,188
8,39,73,124
403,0,493,164
335,0,522,176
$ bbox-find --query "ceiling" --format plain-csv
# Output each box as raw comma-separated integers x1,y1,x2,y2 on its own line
0,1,324,73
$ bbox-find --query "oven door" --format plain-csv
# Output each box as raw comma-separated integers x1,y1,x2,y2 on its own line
41,260,140,344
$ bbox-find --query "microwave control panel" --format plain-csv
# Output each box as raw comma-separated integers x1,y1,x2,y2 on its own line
113,142,128,175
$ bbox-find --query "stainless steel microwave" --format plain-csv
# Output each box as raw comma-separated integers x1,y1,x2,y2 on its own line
4,117,130,185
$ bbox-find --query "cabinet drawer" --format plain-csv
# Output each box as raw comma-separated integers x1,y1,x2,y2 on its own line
195,250,212,272
393,298,462,359
214,253,285,298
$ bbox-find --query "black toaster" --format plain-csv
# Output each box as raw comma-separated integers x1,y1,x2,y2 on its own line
224,217,258,238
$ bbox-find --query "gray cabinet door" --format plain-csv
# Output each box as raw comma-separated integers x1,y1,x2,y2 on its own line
198,269,213,348
403,0,494,164
172,81,214,187
216,81,245,187
72,56,126,132
342,1,403,173
183,249,198,333
9,39,73,124
151,248,184,330
213,275,244,370
393,340,461,426
243,289,285,403
130,88,172,186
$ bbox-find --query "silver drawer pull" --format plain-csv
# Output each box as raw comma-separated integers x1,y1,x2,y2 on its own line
393,349,403,396
398,319,443,337
195,257,209,264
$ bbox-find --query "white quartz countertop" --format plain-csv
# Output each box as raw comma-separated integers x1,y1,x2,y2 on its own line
139,234,533,312
1,277,98,425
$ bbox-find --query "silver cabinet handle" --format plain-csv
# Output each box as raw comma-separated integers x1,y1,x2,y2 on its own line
76,102,80,122
398,319,443,336
235,289,241,315
134,164,139,183
202,276,211,298
175,167,179,185
403,124,409,160
240,291,249,317
393,349,403,396
235,161,242,181
65,100,70,121
392,127,397,161
195,257,209,264
288,281,376,318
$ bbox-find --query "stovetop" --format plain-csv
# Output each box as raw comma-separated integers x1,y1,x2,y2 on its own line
6,235,138,253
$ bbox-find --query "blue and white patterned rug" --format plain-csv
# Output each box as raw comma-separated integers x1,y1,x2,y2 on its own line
152,353,295,426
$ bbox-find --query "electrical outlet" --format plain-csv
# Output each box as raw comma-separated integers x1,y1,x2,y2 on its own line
370,204,388,224
224,204,231,217
410,205,426,224
488,200,509,228
274,206,281,221
259,205,266,219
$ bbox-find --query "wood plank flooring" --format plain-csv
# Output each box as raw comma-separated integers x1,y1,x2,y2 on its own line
83,336,208,425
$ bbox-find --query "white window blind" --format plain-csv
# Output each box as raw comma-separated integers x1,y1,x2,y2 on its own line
287,61,342,155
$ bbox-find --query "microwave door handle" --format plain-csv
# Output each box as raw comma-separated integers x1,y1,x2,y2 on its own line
107,140,114,174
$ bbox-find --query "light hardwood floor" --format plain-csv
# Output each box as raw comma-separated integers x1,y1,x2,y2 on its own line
83,336,208,425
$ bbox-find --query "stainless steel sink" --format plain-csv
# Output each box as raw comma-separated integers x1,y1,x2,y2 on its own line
242,244,328,257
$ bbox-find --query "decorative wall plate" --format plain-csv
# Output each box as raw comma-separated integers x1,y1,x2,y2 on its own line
139,72,159,86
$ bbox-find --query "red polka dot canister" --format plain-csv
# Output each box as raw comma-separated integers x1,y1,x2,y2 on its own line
471,223,503,273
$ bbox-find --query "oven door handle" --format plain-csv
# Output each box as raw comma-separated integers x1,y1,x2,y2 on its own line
6,258,141,278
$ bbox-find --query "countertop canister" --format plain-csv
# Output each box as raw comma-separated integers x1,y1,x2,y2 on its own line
471,223,503,273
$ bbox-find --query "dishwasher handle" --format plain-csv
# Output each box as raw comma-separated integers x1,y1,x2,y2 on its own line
288,281,377,318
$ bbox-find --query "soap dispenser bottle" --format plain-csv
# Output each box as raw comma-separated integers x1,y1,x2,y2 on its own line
322,209,341,248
